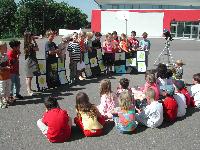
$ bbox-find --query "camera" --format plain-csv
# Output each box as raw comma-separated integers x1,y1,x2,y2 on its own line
163,29,173,41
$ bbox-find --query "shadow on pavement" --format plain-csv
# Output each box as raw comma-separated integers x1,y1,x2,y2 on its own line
158,107,200,129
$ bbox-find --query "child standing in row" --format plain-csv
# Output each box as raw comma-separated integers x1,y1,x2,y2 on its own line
74,92,105,137
67,32,81,81
119,33,130,53
102,33,115,75
7,40,23,99
0,41,11,108
37,96,72,143
97,79,118,119
136,88,163,128
58,34,71,62
129,31,139,51
113,91,137,134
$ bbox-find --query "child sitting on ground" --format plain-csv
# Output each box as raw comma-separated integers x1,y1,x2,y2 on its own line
156,64,173,93
136,88,163,128
116,78,132,96
97,79,118,119
173,81,187,117
37,96,72,143
174,80,192,108
160,85,178,122
0,41,11,108
190,73,200,108
74,92,105,137
132,72,160,102
113,91,137,134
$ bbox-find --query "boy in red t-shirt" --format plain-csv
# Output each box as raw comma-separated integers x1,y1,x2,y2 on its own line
160,85,178,122
37,96,72,143
7,40,23,100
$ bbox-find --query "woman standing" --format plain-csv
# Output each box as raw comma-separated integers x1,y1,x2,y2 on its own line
24,32,39,96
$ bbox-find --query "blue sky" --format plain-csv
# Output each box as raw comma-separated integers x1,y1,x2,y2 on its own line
15,0,99,21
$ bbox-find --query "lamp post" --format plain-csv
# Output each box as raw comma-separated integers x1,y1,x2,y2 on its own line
42,0,47,34
125,18,128,36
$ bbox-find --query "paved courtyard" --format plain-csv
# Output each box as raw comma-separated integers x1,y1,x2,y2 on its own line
0,37,200,150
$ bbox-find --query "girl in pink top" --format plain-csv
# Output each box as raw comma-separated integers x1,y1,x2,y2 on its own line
102,33,115,74
132,73,160,102
143,73,160,101
97,79,118,119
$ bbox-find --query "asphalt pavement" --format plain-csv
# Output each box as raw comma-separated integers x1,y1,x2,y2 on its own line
0,37,200,150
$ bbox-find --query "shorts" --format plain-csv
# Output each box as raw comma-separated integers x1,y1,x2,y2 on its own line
0,79,11,98
103,53,115,66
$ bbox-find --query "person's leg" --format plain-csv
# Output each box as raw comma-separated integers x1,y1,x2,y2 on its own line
26,77,33,92
15,74,21,96
10,74,15,96
37,119,48,135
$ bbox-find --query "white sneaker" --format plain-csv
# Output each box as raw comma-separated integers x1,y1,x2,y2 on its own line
27,90,34,96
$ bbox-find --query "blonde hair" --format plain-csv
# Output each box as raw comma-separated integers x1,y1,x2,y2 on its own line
145,88,155,103
145,73,156,84
86,32,94,39
100,79,111,96
0,41,6,47
119,91,132,111
105,33,112,38
46,30,54,37
79,31,86,38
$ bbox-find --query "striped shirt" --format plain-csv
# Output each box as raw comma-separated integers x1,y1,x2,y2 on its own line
67,42,81,62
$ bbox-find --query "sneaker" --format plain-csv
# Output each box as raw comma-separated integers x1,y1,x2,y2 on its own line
79,76,85,81
16,94,24,99
27,90,34,96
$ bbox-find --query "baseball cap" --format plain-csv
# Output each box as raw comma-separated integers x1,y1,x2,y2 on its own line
160,85,175,96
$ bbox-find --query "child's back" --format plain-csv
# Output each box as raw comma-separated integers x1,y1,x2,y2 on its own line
75,92,105,137
173,93,186,117
113,91,137,133
98,92,118,118
115,109,137,133
190,84,200,107
162,96,178,121
37,97,71,143
180,87,191,107
42,108,71,143
136,88,163,128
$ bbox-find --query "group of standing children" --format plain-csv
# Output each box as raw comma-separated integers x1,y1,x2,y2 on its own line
0,40,23,108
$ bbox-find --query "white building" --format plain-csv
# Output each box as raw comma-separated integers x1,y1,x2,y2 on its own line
92,0,200,38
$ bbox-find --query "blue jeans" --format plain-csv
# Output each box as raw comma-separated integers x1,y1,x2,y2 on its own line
10,74,20,96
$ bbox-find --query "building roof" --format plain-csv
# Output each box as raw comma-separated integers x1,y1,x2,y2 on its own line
94,0,200,6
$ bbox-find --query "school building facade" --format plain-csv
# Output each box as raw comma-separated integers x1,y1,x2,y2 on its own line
92,0,200,38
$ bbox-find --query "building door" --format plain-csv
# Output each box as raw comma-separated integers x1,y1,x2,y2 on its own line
171,21,200,39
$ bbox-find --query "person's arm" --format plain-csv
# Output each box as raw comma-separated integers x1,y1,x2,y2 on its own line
33,39,39,51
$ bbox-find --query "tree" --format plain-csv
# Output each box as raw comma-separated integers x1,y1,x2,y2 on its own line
15,0,89,36
0,0,17,38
